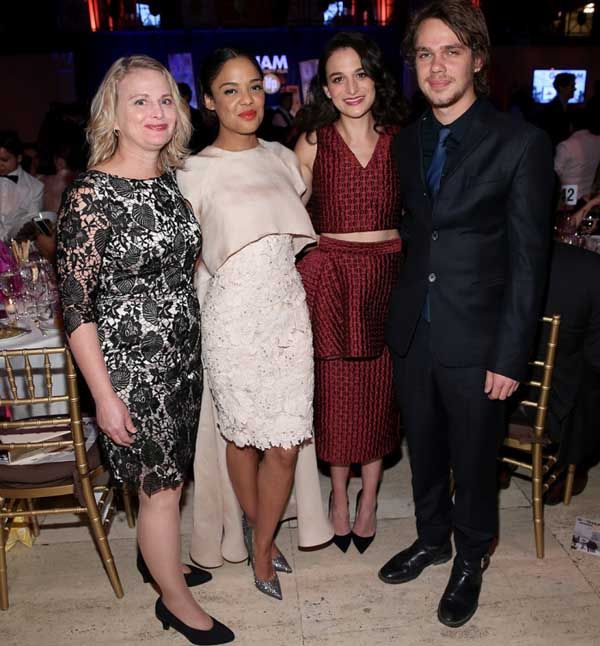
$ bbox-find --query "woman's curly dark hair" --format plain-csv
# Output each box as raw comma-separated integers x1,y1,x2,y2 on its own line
294,32,406,141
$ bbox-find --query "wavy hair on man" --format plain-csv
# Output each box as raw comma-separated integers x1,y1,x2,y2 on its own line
87,55,191,172
402,0,491,96
294,32,406,141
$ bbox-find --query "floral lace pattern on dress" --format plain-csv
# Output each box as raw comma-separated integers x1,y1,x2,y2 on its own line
56,170,203,495
201,235,313,450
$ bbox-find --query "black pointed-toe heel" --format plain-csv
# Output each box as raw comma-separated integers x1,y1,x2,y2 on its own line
332,532,352,553
137,549,212,587
351,489,377,554
328,491,352,553
155,598,235,645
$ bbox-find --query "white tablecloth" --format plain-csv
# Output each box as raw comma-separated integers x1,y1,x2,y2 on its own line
0,320,67,419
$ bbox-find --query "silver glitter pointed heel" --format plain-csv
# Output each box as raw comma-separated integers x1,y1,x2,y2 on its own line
253,570,283,600
272,552,293,574
243,516,283,600
242,513,292,574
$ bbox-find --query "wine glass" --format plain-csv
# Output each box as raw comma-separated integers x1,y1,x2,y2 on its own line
0,270,23,323
581,213,599,235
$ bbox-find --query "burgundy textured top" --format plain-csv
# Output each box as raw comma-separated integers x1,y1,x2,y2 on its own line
309,124,401,233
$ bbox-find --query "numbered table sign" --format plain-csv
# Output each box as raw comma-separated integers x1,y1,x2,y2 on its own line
561,184,578,206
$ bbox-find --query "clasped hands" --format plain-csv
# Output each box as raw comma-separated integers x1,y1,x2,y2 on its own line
484,370,519,400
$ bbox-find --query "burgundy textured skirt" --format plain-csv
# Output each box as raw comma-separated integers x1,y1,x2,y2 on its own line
297,236,402,464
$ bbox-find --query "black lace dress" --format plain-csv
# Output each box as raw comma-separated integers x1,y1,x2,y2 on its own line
56,170,202,496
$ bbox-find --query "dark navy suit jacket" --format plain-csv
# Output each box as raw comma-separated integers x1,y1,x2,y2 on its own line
386,100,554,381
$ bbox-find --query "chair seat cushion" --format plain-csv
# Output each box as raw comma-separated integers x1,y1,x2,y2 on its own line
0,425,102,488
0,443,102,488
507,422,552,447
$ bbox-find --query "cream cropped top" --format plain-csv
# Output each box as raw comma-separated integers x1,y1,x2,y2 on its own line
177,140,316,276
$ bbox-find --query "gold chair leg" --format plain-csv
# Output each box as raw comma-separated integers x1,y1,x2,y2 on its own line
532,444,545,558
563,464,576,505
0,499,9,610
26,499,40,537
79,474,124,599
122,486,136,529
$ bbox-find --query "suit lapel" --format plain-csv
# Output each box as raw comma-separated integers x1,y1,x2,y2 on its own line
394,122,425,193
417,116,427,193
442,107,491,186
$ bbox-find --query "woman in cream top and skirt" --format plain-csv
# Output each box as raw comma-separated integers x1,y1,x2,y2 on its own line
178,48,332,601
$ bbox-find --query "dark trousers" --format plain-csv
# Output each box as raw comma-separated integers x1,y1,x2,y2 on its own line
391,317,505,561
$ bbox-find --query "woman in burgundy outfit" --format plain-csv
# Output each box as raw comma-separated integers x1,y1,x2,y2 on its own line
295,32,406,553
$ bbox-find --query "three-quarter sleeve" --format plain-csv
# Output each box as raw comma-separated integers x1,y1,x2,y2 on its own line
56,183,111,336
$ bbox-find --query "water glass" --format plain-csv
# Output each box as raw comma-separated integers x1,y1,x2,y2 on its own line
0,271,23,322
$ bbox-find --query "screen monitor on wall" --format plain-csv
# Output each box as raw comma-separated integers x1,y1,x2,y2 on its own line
136,3,160,27
532,69,587,104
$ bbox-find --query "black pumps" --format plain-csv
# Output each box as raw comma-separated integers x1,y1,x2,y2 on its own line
328,491,352,553
155,597,235,645
137,549,212,588
351,489,377,554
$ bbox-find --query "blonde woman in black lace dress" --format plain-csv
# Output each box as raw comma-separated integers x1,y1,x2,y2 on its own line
56,56,234,645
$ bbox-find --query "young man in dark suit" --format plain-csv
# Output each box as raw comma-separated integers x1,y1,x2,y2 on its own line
379,0,554,627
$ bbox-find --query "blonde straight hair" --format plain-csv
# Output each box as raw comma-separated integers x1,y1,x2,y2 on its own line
87,55,191,172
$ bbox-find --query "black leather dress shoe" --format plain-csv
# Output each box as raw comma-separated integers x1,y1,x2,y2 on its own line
437,555,489,627
378,539,452,584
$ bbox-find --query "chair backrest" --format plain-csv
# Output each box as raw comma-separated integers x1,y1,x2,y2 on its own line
517,314,561,442
0,347,87,471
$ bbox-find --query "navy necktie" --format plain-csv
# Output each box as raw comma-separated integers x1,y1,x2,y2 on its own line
426,127,451,197
0,175,18,184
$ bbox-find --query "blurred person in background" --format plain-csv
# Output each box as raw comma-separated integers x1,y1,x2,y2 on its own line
177,81,217,153
555,103,600,203
542,72,576,148
270,92,295,144
0,130,43,241
21,142,41,176
40,141,84,213
507,242,600,504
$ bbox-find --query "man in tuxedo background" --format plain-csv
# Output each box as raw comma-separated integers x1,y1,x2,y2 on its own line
379,0,553,627
0,130,44,241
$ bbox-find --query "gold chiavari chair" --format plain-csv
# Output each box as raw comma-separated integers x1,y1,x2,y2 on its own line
0,346,124,610
499,314,576,559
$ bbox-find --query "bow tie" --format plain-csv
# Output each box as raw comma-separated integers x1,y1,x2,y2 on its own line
0,175,18,184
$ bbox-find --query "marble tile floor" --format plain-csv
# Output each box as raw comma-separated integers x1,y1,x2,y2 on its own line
2,457,600,646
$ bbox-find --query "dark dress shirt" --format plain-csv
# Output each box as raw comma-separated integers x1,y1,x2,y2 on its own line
422,99,483,181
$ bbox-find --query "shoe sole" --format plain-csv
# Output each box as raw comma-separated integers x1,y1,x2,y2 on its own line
437,601,478,628
378,552,452,585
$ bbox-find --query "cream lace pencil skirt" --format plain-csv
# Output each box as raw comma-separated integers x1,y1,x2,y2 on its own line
201,234,314,450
